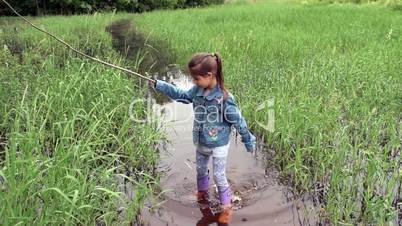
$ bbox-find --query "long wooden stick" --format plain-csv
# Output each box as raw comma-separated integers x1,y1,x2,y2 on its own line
1,0,156,84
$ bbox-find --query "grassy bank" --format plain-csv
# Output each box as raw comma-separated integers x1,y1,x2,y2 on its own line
134,1,401,224
0,14,163,225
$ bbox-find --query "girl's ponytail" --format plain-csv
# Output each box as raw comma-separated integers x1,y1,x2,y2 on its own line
213,52,229,101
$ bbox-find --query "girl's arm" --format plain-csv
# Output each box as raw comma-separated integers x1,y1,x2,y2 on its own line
154,79,196,104
224,94,256,152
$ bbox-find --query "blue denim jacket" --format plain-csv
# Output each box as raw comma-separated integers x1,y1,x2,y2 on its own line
155,80,256,151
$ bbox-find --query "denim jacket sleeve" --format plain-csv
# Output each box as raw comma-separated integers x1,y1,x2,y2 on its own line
154,79,196,104
224,94,256,151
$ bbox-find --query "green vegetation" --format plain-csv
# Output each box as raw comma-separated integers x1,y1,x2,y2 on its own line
134,1,402,224
0,13,163,225
300,0,402,10
1,0,225,16
1,0,401,225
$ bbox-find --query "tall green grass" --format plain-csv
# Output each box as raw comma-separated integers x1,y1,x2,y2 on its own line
300,0,402,10
0,13,163,225
134,1,401,224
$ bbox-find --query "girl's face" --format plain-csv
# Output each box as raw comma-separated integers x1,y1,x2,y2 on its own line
192,72,214,89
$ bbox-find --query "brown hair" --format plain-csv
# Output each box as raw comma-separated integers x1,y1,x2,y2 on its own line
187,52,229,100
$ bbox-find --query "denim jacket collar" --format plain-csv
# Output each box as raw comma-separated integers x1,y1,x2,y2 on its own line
195,84,223,100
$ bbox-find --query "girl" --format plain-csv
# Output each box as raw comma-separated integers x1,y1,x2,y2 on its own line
153,52,256,225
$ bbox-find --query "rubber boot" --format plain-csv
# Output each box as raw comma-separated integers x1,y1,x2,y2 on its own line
217,206,232,226
197,190,209,206
197,174,220,226
197,190,218,226
197,175,209,193
197,211,217,226
196,205,218,226
217,186,233,225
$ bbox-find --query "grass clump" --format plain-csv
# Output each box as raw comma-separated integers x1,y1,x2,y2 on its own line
0,13,163,225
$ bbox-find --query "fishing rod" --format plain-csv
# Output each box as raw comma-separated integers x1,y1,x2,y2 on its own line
1,0,156,84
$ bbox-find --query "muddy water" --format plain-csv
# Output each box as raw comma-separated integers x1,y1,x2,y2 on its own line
138,72,316,226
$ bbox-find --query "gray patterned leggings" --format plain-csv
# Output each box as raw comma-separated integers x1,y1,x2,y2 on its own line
195,143,229,188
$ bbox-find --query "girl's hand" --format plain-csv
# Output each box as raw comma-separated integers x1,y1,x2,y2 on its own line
245,145,254,152
245,134,256,152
